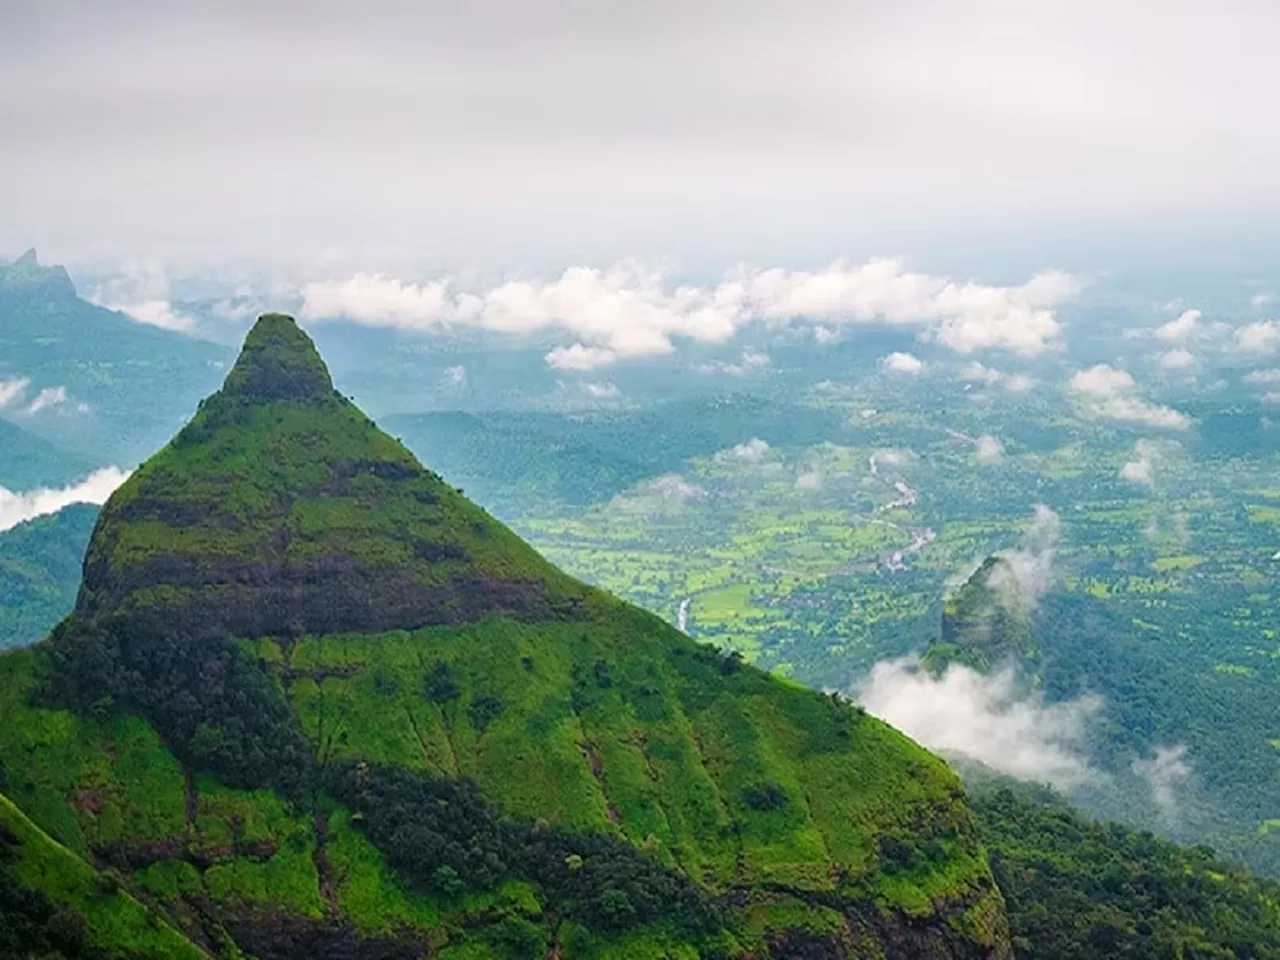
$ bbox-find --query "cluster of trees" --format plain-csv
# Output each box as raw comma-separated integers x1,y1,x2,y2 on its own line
42,614,312,796
974,782,1280,959
327,761,720,936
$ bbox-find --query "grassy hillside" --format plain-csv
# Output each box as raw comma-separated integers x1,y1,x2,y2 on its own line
0,505,98,650
0,785,208,959
0,315,1013,958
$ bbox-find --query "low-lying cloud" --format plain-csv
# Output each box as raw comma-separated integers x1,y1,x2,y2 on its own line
1070,363,1191,430
0,467,130,533
609,474,705,515
1155,309,1200,343
880,351,924,375
298,258,1080,369
1133,744,1192,820
856,658,1103,790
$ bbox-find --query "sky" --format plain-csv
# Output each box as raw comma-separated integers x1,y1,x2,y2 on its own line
4,0,1280,277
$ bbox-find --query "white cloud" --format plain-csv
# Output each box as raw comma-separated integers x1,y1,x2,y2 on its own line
299,259,1079,367
442,364,467,386
1158,347,1195,370
1155,308,1200,342
1071,363,1136,398
1237,320,1280,354
1004,373,1036,393
1132,745,1191,820
1099,395,1192,430
1243,368,1280,384
1262,391,1280,406
1252,292,1275,310
994,504,1062,611
546,344,619,371
610,474,705,514
25,386,68,415
794,469,824,491
856,658,1103,790
726,437,771,463
695,349,771,376
975,434,1005,464
1071,364,1191,430
961,361,1003,385
880,351,924,375
0,467,131,532
0,378,30,410
89,262,198,332
1119,448,1154,486
582,380,620,399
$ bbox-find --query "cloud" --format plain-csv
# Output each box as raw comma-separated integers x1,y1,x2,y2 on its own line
89,262,198,332
299,259,1078,368
1071,363,1136,397
1132,745,1191,819
1158,347,1195,370
880,351,924,375
1237,320,1280,354
1070,364,1191,429
961,361,1003,385
582,380,620,399
546,344,619,370
1155,308,1200,342
856,658,1103,790
25,386,69,415
726,437,771,463
975,434,1005,464
1252,292,1275,309
0,467,131,532
794,469,824,491
694,349,771,376
1120,450,1154,486
610,474,705,514
0,378,30,410
1003,373,1036,393
1098,395,1192,430
993,504,1061,611
442,364,467,386
1243,368,1280,384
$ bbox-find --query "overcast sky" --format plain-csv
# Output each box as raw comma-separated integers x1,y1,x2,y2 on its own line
3,0,1279,275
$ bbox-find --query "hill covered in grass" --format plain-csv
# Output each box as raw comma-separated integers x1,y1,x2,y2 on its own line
0,315,1013,958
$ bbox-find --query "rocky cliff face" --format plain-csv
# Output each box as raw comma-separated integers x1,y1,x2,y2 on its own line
1,314,1012,959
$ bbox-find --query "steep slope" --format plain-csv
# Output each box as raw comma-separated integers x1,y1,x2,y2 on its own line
1,315,1012,958
0,788,208,959
0,504,98,650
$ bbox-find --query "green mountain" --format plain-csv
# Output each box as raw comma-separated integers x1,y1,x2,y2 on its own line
0,315,1012,958
0,420,96,490
0,249,230,464
923,557,1035,675
0,504,99,650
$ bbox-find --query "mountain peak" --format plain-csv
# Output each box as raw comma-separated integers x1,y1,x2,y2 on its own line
1,248,75,297
75,316,586,638
220,313,335,402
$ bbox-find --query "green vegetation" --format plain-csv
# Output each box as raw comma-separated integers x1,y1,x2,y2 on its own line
972,780,1280,959
0,790,207,959
0,505,98,650
0,315,1012,958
